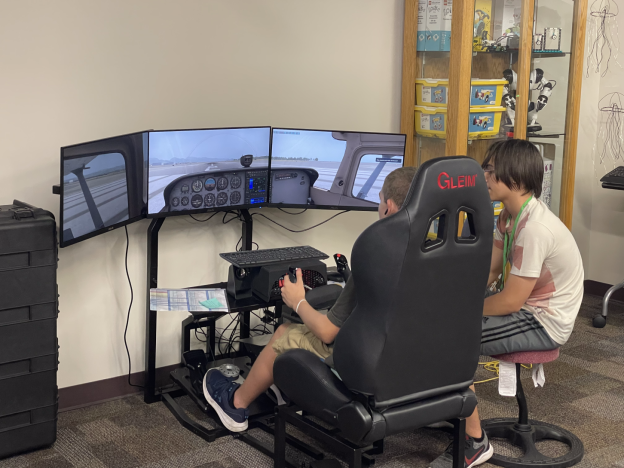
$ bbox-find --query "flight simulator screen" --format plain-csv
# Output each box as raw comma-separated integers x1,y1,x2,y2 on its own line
269,129,406,209
60,132,147,247
147,127,271,215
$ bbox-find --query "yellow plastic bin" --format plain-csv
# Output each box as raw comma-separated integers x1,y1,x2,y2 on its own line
415,79,449,107
416,78,508,107
414,106,447,138
468,106,506,139
470,79,508,107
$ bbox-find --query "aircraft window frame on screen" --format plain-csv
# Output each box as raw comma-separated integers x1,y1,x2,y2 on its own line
61,151,130,245
351,153,405,204
146,127,271,217
269,129,406,210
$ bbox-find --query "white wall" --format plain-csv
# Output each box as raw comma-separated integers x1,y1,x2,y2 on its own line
0,0,404,388
573,9,624,284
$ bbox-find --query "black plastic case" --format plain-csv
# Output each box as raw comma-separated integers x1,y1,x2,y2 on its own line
0,201,58,458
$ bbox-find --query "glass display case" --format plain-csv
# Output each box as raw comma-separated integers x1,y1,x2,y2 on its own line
400,0,587,226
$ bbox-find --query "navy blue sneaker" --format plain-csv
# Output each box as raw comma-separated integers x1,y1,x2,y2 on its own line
203,368,249,432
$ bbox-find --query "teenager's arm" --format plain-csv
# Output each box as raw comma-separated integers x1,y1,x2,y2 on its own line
483,273,538,316
295,301,340,344
488,241,504,286
280,269,340,344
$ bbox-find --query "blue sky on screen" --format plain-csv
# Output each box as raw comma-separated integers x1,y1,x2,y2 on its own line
149,128,270,163
271,130,347,162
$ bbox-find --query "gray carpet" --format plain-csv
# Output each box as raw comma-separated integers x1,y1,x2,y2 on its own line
1,294,623,467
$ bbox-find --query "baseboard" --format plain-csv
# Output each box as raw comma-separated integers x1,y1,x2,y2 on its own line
58,363,181,412
584,280,624,302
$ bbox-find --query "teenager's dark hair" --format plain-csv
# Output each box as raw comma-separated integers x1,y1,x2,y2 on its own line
481,139,543,198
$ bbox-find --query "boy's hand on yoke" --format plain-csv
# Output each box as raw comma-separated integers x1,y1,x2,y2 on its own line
281,268,306,310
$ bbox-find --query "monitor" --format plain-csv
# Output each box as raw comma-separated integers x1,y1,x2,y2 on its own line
147,127,271,216
60,132,148,248
269,129,406,210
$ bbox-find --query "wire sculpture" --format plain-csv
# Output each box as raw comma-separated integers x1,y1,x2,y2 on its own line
594,93,624,176
586,0,621,77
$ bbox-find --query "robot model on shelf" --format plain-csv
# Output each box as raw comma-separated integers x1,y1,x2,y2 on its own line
501,68,555,133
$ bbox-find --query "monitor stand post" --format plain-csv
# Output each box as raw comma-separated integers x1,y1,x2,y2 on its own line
145,210,252,403
240,209,253,251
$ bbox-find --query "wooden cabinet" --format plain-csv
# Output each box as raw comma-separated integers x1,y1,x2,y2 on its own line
400,0,587,227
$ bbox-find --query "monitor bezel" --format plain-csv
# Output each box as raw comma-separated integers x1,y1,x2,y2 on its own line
267,127,407,212
59,130,149,248
145,126,273,219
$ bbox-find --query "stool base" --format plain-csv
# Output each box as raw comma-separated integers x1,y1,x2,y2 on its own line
482,418,583,468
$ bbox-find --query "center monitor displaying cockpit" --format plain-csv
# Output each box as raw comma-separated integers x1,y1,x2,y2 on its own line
269,129,406,209
147,127,271,216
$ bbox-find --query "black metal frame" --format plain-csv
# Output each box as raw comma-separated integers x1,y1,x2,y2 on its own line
273,405,466,468
143,210,324,466
144,210,258,403
482,363,584,467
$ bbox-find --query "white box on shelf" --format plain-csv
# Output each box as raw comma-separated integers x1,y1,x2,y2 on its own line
417,0,428,51
441,0,452,51
493,0,521,41
425,0,442,51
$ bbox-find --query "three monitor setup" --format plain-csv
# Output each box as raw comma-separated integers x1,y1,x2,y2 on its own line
59,127,407,248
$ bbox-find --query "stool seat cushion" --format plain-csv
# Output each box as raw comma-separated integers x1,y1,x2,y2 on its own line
492,348,560,364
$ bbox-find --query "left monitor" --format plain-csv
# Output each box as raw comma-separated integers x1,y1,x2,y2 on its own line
147,127,271,216
60,132,148,248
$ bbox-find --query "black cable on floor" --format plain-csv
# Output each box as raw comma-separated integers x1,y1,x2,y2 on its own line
123,226,143,389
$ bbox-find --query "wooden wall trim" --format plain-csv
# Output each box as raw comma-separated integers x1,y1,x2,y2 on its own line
58,364,180,412
560,0,589,229
514,0,536,140
446,0,474,156
400,0,419,167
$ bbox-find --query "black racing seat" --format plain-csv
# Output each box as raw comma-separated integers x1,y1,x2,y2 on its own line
272,156,494,468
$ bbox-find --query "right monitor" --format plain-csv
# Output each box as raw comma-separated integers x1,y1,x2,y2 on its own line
269,129,406,210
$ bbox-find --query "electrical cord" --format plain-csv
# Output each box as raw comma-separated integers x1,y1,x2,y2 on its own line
190,212,220,223
252,210,349,233
278,208,308,215
222,211,242,225
123,226,143,389
193,324,217,362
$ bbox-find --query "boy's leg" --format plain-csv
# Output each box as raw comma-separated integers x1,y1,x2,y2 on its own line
465,385,483,438
233,323,290,409
204,322,332,432
203,323,291,432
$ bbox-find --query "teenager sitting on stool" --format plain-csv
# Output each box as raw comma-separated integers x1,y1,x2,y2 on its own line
202,166,418,433
430,140,584,468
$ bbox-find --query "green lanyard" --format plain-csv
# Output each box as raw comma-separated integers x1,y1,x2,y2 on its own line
501,196,532,290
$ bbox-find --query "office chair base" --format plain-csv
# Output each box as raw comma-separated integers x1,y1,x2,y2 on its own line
482,418,583,468
592,314,607,328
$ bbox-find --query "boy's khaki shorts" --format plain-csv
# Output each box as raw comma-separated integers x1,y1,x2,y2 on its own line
272,323,333,359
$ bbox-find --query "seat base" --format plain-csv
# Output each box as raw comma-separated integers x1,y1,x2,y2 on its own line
482,418,583,468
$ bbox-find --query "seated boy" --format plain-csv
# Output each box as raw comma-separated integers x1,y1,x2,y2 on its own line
430,139,584,468
203,166,418,432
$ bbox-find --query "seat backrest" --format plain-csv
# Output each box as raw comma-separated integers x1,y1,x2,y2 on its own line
333,156,493,409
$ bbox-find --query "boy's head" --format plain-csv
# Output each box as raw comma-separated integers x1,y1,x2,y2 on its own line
481,139,543,201
379,166,418,219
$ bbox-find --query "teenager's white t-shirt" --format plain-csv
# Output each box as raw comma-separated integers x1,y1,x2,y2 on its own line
494,198,584,345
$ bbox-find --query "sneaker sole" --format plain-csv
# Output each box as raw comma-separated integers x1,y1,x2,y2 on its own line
468,443,494,468
202,372,248,432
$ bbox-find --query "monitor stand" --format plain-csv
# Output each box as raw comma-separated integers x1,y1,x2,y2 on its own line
145,209,254,402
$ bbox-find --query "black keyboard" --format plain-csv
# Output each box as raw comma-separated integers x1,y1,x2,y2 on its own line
220,246,329,268
601,166,624,190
